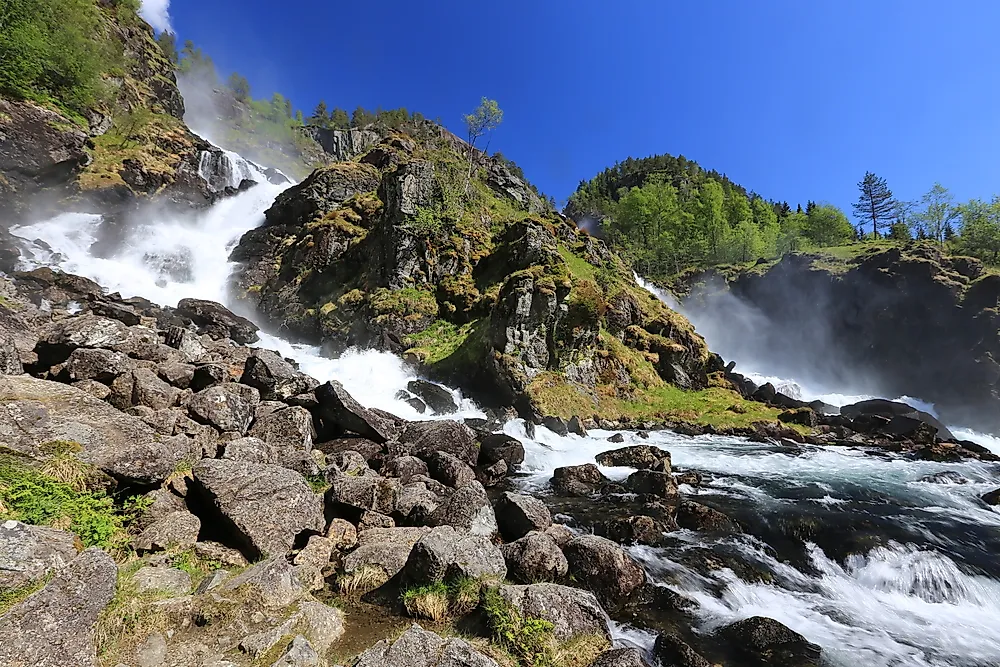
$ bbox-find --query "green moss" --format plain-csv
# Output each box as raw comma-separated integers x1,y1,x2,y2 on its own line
483,587,557,666
404,319,478,366
369,287,439,318
557,245,599,283
0,575,49,615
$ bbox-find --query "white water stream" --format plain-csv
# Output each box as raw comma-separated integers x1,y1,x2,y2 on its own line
8,152,1000,666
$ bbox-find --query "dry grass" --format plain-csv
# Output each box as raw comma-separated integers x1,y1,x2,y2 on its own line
402,583,450,622
337,565,389,597
550,634,611,667
41,453,94,492
95,565,171,666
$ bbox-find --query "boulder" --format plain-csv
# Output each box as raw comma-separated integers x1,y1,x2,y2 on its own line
157,361,196,389
315,380,396,443
188,384,258,434
563,535,646,607
675,501,741,533
268,635,321,667
382,455,428,482
191,459,324,560
221,556,307,608
65,347,133,383
545,524,576,548
0,548,116,667
328,450,371,476
326,518,358,551
402,525,506,586
394,482,441,526
326,473,401,516
292,535,335,592
0,520,79,590
652,634,711,667
0,330,21,375
396,420,479,466
134,566,191,596
342,527,431,589
494,492,552,541
477,459,509,488
129,368,181,410
496,583,611,641
133,511,201,552
175,298,259,343
624,470,678,500
96,433,199,485
717,616,822,667
595,445,671,470
982,488,1000,505
567,415,588,437
591,648,652,667
163,326,208,362
603,515,674,546
191,363,226,391
500,531,569,583
425,450,476,488
429,481,498,538
222,436,277,464
551,463,609,497
353,624,500,667
478,433,525,467
241,349,318,401
248,405,315,466
406,379,457,414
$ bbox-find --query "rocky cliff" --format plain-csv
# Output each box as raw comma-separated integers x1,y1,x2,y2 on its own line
230,131,714,418
682,242,1000,433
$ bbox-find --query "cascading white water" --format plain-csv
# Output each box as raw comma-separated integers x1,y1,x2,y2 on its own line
9,145,1000,665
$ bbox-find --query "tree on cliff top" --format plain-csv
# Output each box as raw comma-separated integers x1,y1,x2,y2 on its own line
852,172,897,238
914,183,960,245
463,98,503,193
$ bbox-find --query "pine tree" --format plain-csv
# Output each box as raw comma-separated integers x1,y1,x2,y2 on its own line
330,108,350,130
156,31,178,65
852,171,896,238
310,101,329,127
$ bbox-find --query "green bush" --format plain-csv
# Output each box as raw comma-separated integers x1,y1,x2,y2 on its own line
482,587,556,666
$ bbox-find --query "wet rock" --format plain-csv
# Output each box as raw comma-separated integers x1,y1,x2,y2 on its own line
563,535,646,607
596,445,671,470
624,470,678,500
675,501,742,533
191,459,324,560
717,616,822,667
0,548,116,667
326,473,401,515
607,433,625,443
241,348,318,401
315,380,396,443
568,415,588,436
982,488,1000,505
591,648,651,667
918,471,970,484
551,463,610,497
500,531,568,583
188,384,258,434
176,298,259,344
425,450,476,488
395,390,427,414
478,433,525,467
134,566,191,596
221,556,307,608
396,420,479,466
495,491,552,541
133,511,201,552
496,583,611,641
652,634,711,667
382,455,428,482
602,515,674,546
406,379,457,414
0,520,79,590
403,525,506,586
429,481,498,538
65,347,133,383
543,415,570,436
353,624,500,667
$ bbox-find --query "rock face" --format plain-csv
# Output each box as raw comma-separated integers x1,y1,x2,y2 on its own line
190,459,324,560
0,548,117,667
689,244,1000,432
353,624,501,667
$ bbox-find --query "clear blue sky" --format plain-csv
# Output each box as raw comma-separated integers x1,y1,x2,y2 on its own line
163,0,1000,212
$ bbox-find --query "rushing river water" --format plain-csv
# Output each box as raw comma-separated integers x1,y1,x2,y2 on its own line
9,151,1000,667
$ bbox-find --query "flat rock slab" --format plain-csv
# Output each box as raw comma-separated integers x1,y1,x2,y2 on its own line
0,520,79,590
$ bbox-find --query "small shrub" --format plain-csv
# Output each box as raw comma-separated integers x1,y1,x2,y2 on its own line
337,565,389,597
482,587,556,666
447,576,483,616
402,582,449,622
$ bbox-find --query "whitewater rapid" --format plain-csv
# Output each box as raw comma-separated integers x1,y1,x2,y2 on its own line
8,154,1000,666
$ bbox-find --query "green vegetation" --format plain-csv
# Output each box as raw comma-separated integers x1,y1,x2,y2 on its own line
79,111,190,190
404,320,479,366
95,563,171,664
0,576,48,615
402,582,450,622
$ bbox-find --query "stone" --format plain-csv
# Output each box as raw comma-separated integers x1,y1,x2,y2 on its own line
191,459,324,560
71,379,111,400
326,473,400,515
136,632,169,667
129,368,180,410
607,433,625,443
0,549,117,667
241,349,318,401
248,406,315,467
353,624,501,667
477,459,509,488
595,445,671,470
500,532,569,583
134,566,192,596
568,415,588,437
222,436,277,464
478,433,526,467
545,524,576,548
65,347,133,383
97,433,198,486
402,525,506,586
164,326,208,362
425,450,476,488
269,635,321,667
292,535,334,591
652,634,711,667
222,557,307,608
294,600,346,651
563,535,646,607
717,616,822,667
496,583,611,641
175,298,259,344
0,329,21,375
191,363,227,391
382,455,428,482
429,481,498,538
543,416,570,436
327,450,370,477
325,519,358,551
591,648,652,667
342,527,431,589
0,520,79,590
494,492,552,541
157,361,196,389
982,488,1000,505
603,515,674,546
406,379,457,414
551,464,609,497
188,385,258,434
624,470,678,499
394,482,440,526
194,541,249,568
396,420,479,466
675,501,741,533
133,511,201,552
315,380,396,443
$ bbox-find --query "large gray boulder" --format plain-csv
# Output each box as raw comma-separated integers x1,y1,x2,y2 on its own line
402,526,506,586
175,298,259,344
134,566,191,596
0,520,79,590
551,464,610,497
353,624,500,667
326,473,401,515
716,616,822,667
500,531,568,584
342,527,431,591
221,556,308,608
425,450,476,488
495,492,552,541
563,535,646,607
65,347,133,383
133,511,201,552
187,384,259,434
652,634,710,667
595,445,671,470
315,380,396,443
248,405,315,467
396,420,479,466
191,459,324,560
624,470,678,500
496,583,611,641
428,481,498,538
0,548,117,667
240,348,318,401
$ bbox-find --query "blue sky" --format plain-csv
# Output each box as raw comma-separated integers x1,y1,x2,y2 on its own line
155,0,1000,213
